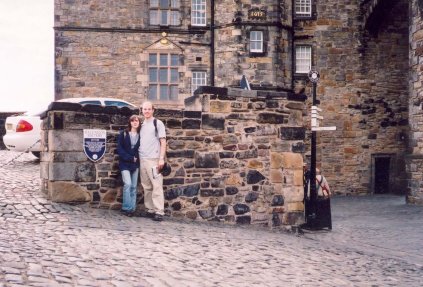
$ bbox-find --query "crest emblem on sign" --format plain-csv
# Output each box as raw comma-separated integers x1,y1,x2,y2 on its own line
83,129,107,162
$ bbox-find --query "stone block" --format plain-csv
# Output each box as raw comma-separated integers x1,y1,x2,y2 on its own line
257,113,284,124
210,101,231,113
270,169,283,183
236,149,258,159
247,159,263,169
233,203,250,215
50,152,88,162
202,114,225,130
216,204,228,215
74,162,96,182
185,210,198,220
225,186,239,195
182,119,201,129
293,169,303,186
200,189,224,197
48,130,83,152
280,127,306,140
245,192,259,203
49,162,78,181
271,152,302,169
236,215,251,224
271,195,284,206
246,170,266,184
48,181,90,203
286,202,304,211
283,186,304,202
40,162,49,179
194,152,220,168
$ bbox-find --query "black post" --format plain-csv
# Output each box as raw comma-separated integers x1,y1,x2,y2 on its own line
308,82,318,227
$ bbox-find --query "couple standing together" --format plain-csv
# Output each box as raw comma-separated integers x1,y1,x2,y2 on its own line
117,101,166,221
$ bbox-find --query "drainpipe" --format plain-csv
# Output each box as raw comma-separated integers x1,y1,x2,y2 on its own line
210,0,215,86
291,0,295,90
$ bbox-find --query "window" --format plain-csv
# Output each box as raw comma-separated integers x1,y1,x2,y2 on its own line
295,0,312,17
295,46,312,73
192,71,207,95
150,0,180,26
250,31,263,53
104,100,134,108
148,53,179,101
191,0,206,26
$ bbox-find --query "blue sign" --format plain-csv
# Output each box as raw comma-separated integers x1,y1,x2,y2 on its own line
240,75,251,90
83,129,106,162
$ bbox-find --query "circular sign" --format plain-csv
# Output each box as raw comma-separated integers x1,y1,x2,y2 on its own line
308,70,320,83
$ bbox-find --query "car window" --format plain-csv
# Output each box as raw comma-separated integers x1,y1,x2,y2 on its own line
80,100,102,105
104,100,132,107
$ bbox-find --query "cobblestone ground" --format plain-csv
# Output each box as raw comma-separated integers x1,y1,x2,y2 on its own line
0,150,422,287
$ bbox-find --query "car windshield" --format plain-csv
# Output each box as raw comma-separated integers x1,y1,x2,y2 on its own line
104,100,134,107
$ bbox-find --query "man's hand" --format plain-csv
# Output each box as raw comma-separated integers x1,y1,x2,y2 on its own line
158,159,165,170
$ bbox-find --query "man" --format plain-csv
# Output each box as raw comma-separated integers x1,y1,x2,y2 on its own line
139,101,166,221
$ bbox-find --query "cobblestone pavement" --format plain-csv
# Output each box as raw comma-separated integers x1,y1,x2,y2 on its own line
0,150,422,287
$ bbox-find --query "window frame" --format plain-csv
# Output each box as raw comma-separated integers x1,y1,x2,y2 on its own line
148,52,180,102
249,31,264,53
294,0,316,20
295,45,312,74
149,0,181,26
191,0,207,27
191,71,207,95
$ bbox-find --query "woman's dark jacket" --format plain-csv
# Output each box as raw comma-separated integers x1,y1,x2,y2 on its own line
117,130,140,171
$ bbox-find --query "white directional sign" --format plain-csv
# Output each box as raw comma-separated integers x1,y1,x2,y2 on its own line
312,126,337,131
310,105,336,132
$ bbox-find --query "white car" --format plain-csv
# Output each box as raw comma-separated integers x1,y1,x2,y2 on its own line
3,97,137,158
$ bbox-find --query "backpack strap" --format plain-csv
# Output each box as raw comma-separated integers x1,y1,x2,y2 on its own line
153,118,158,138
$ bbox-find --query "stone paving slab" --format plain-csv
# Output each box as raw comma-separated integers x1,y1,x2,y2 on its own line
0,151,422,286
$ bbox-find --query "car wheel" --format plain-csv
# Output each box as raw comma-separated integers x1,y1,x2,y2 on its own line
31,152,41,158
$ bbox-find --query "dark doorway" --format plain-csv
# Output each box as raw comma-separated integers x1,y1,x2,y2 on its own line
374,157,390,194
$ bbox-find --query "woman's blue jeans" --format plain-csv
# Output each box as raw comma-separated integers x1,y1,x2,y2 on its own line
121,169,138,212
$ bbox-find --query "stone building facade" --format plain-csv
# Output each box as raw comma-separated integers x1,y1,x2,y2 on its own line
54,0,423,204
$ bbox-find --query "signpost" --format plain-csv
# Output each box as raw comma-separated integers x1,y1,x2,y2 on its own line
303,70,336,230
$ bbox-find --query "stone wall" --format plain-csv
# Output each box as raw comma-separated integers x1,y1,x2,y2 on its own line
40,87,306,227
407,0,423,204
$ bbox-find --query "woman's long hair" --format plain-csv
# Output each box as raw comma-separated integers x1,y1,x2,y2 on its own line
125,115,141,133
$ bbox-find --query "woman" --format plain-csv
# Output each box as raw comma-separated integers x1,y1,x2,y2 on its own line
117,115,141,216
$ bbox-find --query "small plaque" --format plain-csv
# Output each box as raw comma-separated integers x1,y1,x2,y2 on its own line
83,129,106,162
248,8,266,20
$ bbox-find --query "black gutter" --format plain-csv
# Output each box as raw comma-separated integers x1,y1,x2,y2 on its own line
54,26,207,35
210,0,215,86
291,0,295,90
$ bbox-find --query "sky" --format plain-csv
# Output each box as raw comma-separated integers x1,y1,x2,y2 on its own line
0,1,54,113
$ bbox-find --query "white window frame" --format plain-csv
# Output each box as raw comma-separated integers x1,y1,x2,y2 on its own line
150,0,180,26
192,71,207,95
295,0,312,17
191,0,206,26
148,53,180,102
295,45,312,74
250,31,263,53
